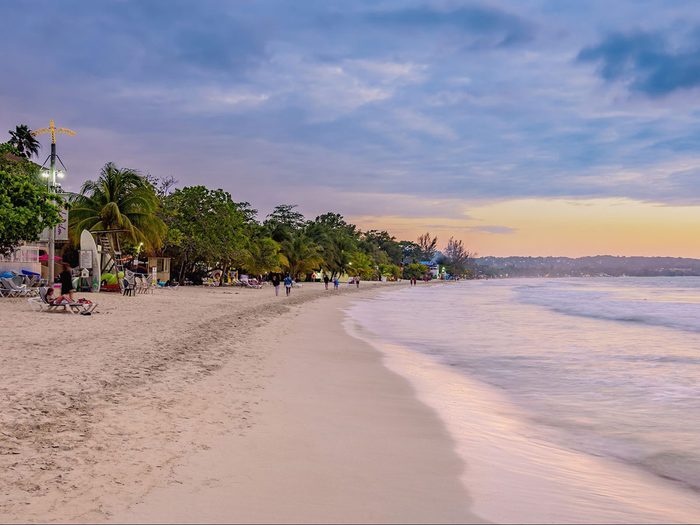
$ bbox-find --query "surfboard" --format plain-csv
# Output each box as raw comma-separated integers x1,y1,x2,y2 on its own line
79,229,101,293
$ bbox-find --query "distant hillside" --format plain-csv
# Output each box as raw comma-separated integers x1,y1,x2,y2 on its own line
473,256,700,278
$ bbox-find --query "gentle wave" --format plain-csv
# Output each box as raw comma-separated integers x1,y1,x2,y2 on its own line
346,279,700,522
516,277,700,333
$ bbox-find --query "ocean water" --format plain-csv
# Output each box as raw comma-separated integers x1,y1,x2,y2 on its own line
345,278,700,523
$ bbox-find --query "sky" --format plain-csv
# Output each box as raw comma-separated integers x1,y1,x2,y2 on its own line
2,0,700,257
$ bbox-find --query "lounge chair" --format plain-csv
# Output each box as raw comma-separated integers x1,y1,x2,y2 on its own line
246,278,263,289
1,277,36,297
29,287,98,314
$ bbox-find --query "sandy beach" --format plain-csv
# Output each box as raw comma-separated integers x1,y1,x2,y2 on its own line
1,282,479,523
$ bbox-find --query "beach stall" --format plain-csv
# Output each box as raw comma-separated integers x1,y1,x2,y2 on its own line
148,256,171,283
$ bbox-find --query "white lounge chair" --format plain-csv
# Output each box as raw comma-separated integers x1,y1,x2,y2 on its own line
1,277,36,297
29,287,98,314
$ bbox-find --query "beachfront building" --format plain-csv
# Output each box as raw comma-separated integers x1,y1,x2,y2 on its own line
0,243,43,276
148,256,171,283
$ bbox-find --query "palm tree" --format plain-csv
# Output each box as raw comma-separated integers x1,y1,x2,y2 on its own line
244,236,288,276
8,124,40,158
69,162,166,250
281,232,323,279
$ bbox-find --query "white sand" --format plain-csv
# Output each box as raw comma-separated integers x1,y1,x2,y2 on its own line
0,282,479,523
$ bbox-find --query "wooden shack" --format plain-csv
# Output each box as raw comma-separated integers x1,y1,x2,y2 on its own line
148,256,171,283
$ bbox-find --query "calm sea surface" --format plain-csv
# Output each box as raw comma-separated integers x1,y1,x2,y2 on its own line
346,278,700,523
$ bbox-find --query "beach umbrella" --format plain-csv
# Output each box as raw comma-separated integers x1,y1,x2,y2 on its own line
38,254,63,262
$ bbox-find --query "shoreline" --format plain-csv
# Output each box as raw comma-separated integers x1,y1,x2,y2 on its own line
345,282,700,524
109,289,480,523
1,281,477,523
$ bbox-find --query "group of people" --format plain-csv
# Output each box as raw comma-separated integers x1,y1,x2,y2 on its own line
269,273,360,297
270,274,295,297
322,274,342,290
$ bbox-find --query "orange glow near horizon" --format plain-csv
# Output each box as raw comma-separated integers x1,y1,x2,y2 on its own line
350,198,700,258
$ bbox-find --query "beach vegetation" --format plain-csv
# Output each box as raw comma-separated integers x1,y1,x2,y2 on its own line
243,235,287,276
443,236,475,277
378,263,403,280
417,232,438,261
348,250,377,280
160,185,247,283
62,165,475,283
264,204,306,242
360,230,404,266
280,231,323,279
402,262,429,280
0,167,63,255
399,240,421,263
70,162,166,250
7,124,40,159
306,212,358,277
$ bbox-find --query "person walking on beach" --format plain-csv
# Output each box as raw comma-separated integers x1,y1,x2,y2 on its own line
59,263,75,301
355,276,360,288
284,274,293,297
333,277,339,290
271,274,281,296
323,274,330,290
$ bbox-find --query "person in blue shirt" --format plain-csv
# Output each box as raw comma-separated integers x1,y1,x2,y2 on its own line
284,275,293,296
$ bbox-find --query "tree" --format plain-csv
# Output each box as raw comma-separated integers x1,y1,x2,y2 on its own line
306,212,359,277
264,204,306,242
69,162,166,250
163,186,246,283
362,230,403,265
399,240,420,263
417,232,438,261
235,201,259,224
348,251,376,280
280,232,323,279
403,262,428,280
144,174,178,198
378,263,402,280
0,168,63,255
243,236,287,276
8,124,40,159
443,237,475,277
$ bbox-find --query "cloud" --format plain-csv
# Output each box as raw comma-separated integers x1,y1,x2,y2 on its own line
365,5,534,47
469,225,517,234
5,0,700,228
578,29,700,96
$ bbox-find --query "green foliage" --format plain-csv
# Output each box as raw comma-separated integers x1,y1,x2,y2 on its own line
280,231,323,279
417,232,438,261
70,162,166,250
348,251,376,280
8,125,40,159
361,230,403,265
235,201,259,224
399,240,421,263
443,236,474,276
244,236,287,275
306,212,359,277
403,262,428,280
0,168,62,255
378,263,402,280
264,204,306,242
0,142,21,157
163,186,247,281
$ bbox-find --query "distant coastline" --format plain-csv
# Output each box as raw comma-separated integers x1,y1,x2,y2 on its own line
474,255,700,278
